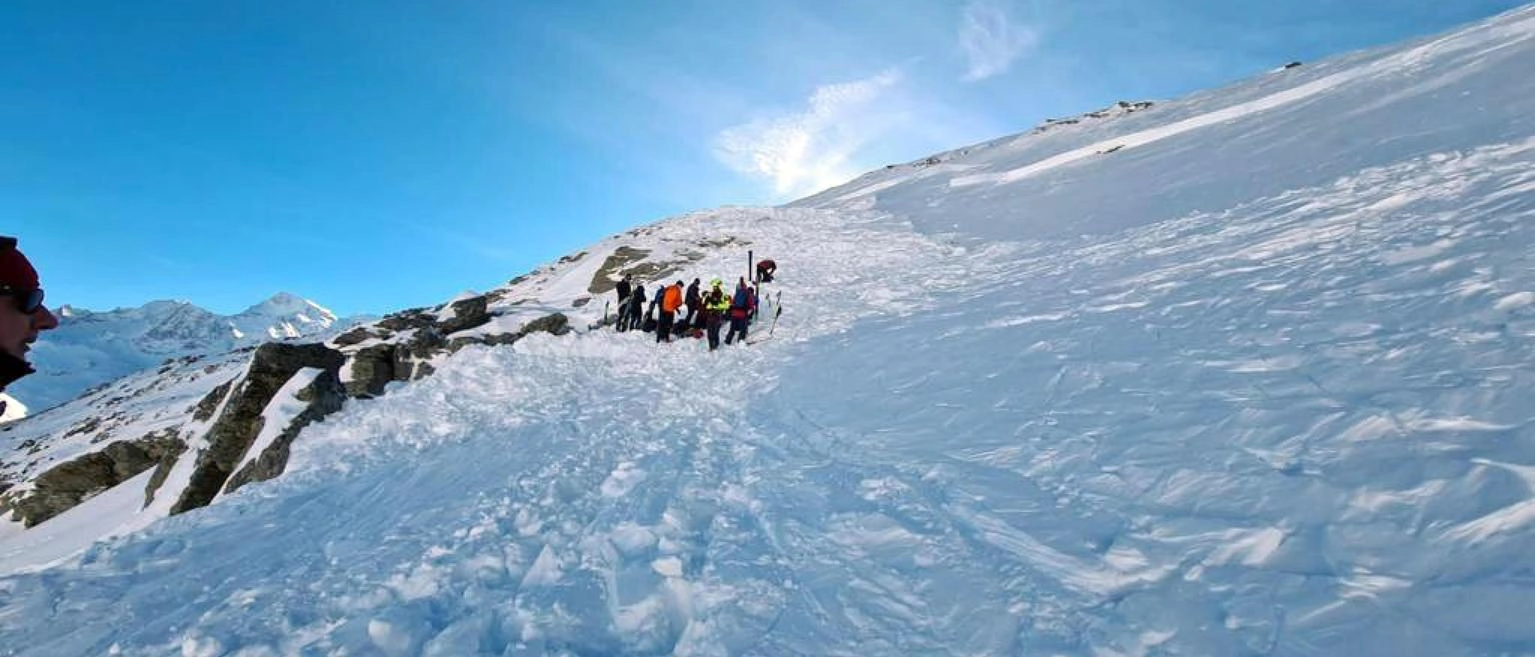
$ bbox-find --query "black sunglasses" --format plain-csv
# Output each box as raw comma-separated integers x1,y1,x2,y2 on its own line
0,287,44,314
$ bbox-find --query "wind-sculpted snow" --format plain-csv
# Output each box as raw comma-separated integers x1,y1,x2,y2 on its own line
3,7,1535,656
0,206,993,656
759,139,1535,654
1,137,1531,654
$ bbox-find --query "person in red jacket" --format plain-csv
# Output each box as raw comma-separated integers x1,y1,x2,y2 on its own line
657,281,684,343
0,236,60,412
755,259,776,283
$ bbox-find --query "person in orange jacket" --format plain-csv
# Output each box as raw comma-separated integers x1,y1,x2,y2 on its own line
658,280,684,343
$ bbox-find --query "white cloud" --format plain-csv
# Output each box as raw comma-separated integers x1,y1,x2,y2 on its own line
713,69,904,198
958,1,1040,82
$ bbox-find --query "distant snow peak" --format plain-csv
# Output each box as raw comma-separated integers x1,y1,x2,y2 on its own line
7,292,352,413
243,292,336,321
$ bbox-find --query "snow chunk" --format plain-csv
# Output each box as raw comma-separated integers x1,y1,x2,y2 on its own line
600,462,647,498
1494,291,1534,310
522,545,562,586
651,556,684,578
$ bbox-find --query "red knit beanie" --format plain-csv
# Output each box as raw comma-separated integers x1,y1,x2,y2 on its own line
0,239,40,289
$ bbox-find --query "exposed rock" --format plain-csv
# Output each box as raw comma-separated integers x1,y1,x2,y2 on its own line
394,327,447,382
143,436,188,507
331,325,377,347
448,313,570,352
436,295,491,334
588,247,653,294
192,378,236,422
1032,100,1154,135
696,237,749,249
522,313,571,338
588,246,710,294
169,343,346,515
347,343,398,398
377,308,436,333
6,430,183,528
63,417,103,439
224,368,347,494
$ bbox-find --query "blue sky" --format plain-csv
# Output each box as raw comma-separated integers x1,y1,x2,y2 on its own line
3,0,1527,317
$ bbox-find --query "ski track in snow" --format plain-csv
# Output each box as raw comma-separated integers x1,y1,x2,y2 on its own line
1,135,1532,655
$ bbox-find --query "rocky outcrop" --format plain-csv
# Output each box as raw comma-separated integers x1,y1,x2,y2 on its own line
1033,100,1155,135
588,245,715,296
192,378,236,422
223,367,347,494
5,292,575,528
168,343,346,515
448,313,569,352
437,295,491,334
5,430,182,528
338,293,569,398
589,247,655,295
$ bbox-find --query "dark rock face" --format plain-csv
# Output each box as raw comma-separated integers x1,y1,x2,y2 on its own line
448,313,570,352
346,343,396,398
377,308,436,333
589,247,654,294
331,326,375,347
169,343,346,515
6,289,575,529
192,379,236,422
7,431,183,528
223,367,347,494
436,295,491,334
342,295,568,397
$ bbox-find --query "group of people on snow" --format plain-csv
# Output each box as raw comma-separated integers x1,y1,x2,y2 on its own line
612,271,767,351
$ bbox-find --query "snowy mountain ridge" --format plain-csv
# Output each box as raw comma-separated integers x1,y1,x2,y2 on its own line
1,5,1534,655
6,292,353,416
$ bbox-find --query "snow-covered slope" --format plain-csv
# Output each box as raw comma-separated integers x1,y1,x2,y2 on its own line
1,5,1534,656
8,293,350,414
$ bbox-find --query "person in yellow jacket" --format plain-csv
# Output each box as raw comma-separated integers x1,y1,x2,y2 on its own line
658,280,685,343
702,278,730,351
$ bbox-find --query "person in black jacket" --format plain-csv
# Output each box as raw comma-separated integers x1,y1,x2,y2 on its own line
683,278,701,329
626,283,646,332
614,274,633,331
0,236,60,412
